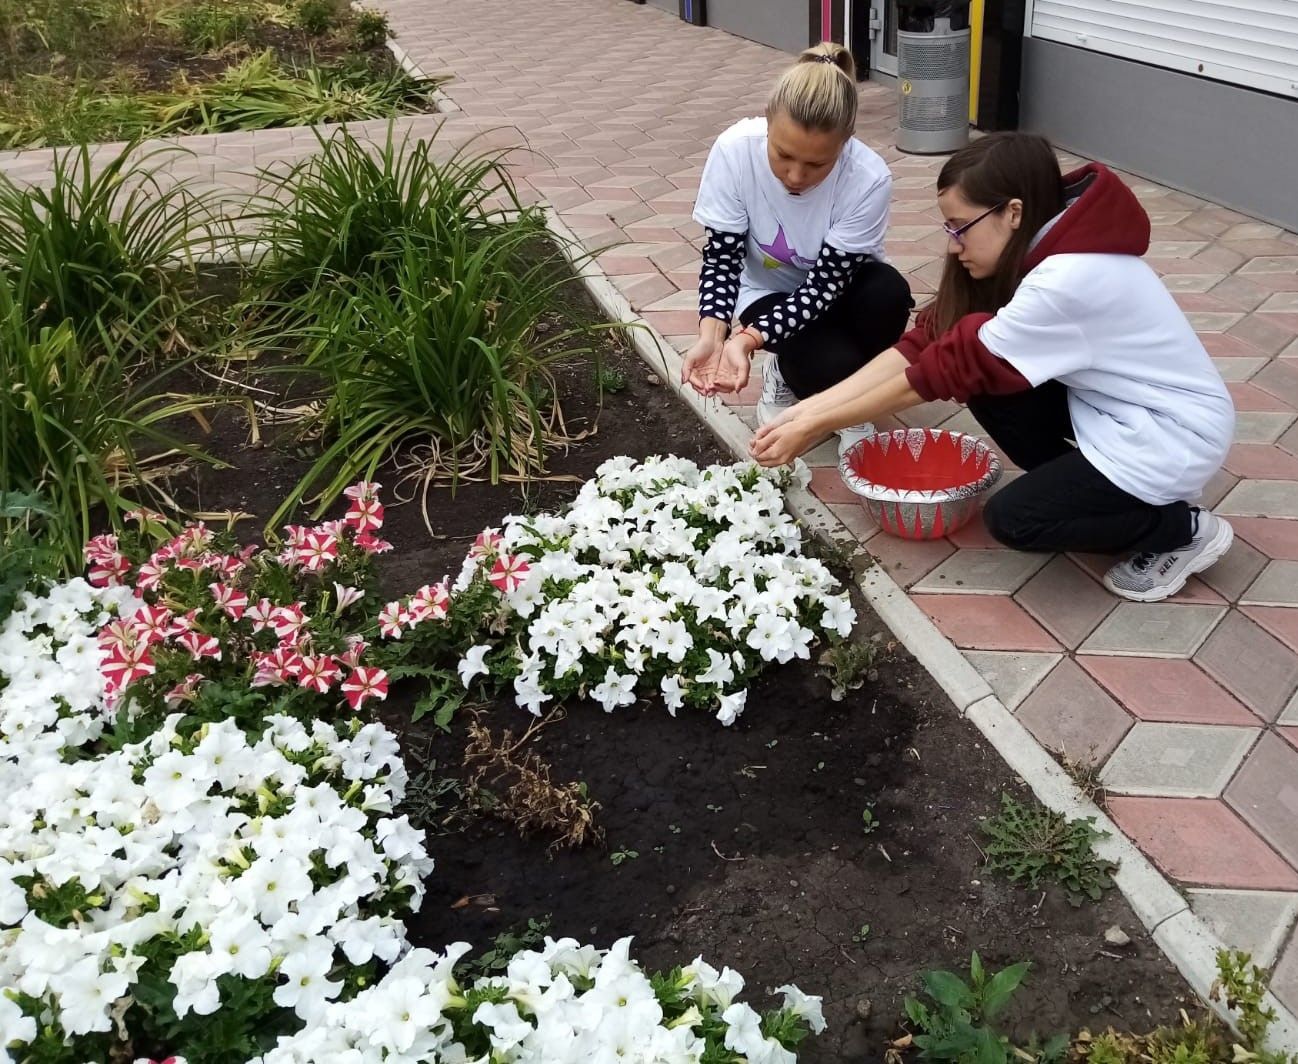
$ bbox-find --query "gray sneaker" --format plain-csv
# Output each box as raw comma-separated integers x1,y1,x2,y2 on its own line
1103,509,1234,602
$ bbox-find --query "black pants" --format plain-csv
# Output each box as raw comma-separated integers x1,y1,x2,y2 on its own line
971,381,1194,555
739,260,913,399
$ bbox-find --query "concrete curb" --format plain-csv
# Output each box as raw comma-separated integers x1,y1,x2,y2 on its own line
542,205,1298,1054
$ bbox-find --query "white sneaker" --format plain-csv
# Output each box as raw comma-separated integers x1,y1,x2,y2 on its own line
836,422,876,459
756,354,796,427
1102,509,1234,602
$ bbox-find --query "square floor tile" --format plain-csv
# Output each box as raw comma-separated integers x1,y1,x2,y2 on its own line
1106,797,1298,889
912,550,1048,595
1015,659,1132,766
1078,656,1260,725
915,594,1061,652
1195,611,1298,722
1016,556,1118,649
1100,722,1258,797
1079,603,1226,658
963,650,1062,710
1224,732,1298,871
1187,888,1298,968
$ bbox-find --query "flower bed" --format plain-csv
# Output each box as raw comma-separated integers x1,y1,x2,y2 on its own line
0,467,838,1062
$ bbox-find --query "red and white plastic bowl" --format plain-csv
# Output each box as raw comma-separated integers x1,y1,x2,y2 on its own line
839,428,1003,540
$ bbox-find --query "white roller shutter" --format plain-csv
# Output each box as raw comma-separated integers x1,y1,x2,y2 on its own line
1028,0,1298,98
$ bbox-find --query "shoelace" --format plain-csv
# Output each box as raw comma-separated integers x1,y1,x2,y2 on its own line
1130,552,1158,573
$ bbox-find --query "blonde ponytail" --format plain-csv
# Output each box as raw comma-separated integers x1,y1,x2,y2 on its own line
767,42,858,136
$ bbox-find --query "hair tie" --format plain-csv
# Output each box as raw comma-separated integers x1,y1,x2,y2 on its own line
814,54,836,64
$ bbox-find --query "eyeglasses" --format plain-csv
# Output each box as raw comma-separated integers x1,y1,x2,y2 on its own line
942,201,1008,246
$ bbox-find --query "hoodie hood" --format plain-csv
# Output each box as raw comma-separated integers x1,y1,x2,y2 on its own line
1022,163,1150,273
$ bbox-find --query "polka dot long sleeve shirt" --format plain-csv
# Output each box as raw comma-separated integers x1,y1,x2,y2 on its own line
697,227,870,344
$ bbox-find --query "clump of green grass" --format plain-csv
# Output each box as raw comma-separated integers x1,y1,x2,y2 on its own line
0,142,213,356
248,127,612,529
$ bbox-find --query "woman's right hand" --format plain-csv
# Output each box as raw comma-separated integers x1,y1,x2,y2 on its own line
680,326,726,395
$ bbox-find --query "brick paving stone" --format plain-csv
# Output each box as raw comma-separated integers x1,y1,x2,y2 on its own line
1241,561,1298,607
915,593,1060,651
1254,359,1298,406
1212,357,1267,382
1078,656,1260,725
1231,516,1298,560
808,467,857,505
869,538,957,591
1224,732,1298,870
1223,445,1298,480
1015,659,1132,766
1106,797,1298,889
1100,722,1258,797
1218,480,1298,519
1200,468,1241,509
1228,382,1293,412
1016,556,1118,649
912,550,1048,595
825,502,879,543
963,650,1062,710
1245,606,1298,653
1078,603,1225,657
1195,611,1298,722
1198,536,1268,602
1186,889,1298,968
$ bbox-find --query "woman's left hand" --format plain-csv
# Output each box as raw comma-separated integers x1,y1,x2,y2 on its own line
711,336,756,394
749,411,822,467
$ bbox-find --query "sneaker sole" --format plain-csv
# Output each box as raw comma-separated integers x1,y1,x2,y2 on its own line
1102,520,1235,603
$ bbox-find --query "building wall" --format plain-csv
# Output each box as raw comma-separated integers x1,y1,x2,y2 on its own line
1021,38,1298,231
706,0,809,53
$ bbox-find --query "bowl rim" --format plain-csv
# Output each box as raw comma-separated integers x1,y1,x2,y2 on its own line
838,427,1004,505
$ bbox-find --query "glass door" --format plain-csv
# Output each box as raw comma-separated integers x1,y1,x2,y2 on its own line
870,0,899,77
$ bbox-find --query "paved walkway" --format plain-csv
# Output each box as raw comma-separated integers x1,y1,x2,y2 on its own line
380,0,1298,1014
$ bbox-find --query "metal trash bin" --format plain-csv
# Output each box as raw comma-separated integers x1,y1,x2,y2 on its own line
896,11,970,155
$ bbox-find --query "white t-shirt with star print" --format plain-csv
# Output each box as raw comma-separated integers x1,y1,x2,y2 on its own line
692,116,892,317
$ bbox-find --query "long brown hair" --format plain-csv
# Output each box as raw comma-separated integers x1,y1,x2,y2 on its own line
928,132,1066,336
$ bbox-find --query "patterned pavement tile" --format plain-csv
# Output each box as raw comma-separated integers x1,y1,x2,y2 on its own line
1187,889,1298,968
1231,516,1298,560
1218,479,1298,519
1078,656,1260,725
1197,537,1268,602
1195,611,1298,722
1016,556,1118,649
1223,445,1298,480
1233,411,1296,444
915,594,1061,652
1240,561,1298,607
912,549,1048,595
1100,722,1258,797
1224,732,1298,870
868,537,958,591
808,467,858,506
1015,659,1132,766
1078,603,1226,657
825,502,879,544
1106,797,1298,889
963,650,1063,710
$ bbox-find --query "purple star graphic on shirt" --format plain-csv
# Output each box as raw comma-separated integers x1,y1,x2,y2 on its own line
756,224,816,270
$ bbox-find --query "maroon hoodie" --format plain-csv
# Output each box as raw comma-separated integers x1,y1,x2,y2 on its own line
895,163,1152,402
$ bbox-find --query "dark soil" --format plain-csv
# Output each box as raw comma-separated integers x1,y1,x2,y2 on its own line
171,275,1195,1061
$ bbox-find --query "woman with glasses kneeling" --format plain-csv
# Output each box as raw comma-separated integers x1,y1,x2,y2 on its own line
748,131,1236,604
